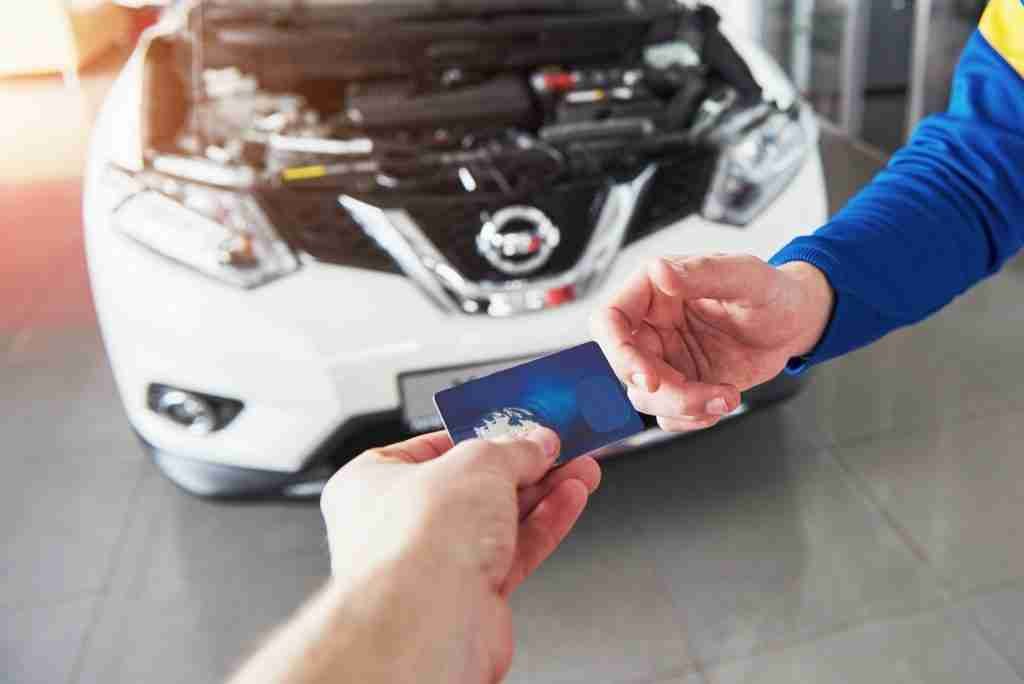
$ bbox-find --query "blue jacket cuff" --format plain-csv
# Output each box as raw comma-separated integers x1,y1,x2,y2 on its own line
769,239,890,374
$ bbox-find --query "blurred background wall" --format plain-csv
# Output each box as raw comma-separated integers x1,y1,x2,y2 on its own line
709,0,986,153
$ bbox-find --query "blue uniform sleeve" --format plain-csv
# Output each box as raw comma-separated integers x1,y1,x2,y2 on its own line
769,30,1024,371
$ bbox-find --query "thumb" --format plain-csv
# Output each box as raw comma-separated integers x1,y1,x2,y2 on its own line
651,254,777,304
439,427,561,489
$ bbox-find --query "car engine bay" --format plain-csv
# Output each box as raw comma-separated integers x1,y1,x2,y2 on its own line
143,1,779,196
114,0,808,292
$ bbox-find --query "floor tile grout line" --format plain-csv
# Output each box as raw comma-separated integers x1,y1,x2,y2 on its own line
818,395,1024,456
645,563,707,681
817,117,891,164
641,535,721,682
686,443,953,675
817,443,1024,680
66,464,151,684
618,661,702,684
692,603,1024,682
945,576,1024,606
0,588,106,615
824,447,938,572
821,445,970,640
940,585,1024,682
691,595,1024,678
827,404,1024,598
809,401,1024,600
692,610,934,675
960,613,1024,683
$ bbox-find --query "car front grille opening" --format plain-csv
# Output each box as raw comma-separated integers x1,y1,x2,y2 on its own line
259,149,719,283
626,149,720,244
257,188,401,274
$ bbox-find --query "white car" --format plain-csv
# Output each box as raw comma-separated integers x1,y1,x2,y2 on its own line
85,0,828,497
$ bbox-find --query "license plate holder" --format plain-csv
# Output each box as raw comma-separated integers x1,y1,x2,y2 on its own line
399,354,543,433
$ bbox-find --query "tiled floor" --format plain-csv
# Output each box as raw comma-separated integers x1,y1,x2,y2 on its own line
5,63,1024,684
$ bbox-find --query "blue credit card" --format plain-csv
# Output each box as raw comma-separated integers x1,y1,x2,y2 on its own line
434,341,645,464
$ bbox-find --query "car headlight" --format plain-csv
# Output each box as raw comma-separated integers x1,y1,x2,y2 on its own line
702,108,811,226
110,170,299,288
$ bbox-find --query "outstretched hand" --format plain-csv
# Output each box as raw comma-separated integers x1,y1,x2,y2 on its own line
319,429,601,684
592,254,833,431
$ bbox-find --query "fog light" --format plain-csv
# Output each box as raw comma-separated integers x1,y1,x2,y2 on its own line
147,384,243,434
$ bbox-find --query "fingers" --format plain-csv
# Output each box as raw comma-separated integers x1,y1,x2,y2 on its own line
369,431,454,463
591,307,664,394
601,265,656,335
592,255,772,393
517,456,601,518
627,377,741,432
652,254,775,304
591,264,667,393
502,478,590,595
445,427,561,488
592,302,703,396
626,382,740,420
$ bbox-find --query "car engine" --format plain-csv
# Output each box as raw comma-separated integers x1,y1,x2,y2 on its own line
123,0,806,298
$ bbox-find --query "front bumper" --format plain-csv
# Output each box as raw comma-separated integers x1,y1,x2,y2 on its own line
136,372,809,499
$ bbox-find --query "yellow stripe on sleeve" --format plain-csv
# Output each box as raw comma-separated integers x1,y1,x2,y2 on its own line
980,0,1024,77
281,165,327,182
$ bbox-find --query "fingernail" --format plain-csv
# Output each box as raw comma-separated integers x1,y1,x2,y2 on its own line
526,427,560,459
571,478,595,496
706,397,729,415
630,373,648,390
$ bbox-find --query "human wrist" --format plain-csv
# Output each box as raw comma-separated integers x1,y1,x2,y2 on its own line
778,260,835,358
293,554,454,684
227,567,409,684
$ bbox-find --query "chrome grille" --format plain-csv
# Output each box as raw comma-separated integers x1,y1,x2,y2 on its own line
403,179,608,283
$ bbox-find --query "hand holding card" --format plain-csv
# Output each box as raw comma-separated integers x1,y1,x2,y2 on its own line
434,342,644,464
